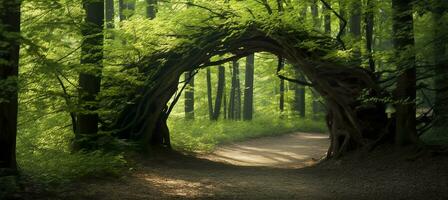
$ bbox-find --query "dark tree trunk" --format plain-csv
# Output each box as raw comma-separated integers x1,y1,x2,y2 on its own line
184,72,195,120
350,0,362,65
229,60,241,120
392,0,418,145
243,54,255,120
365,0,375,72
311,0,319,29
279,57,285,113
119,0,135,21
292,69,306,117
433,1,448,128
324,0,331,34
0,0,21,173
206,68,214,120
212,66,225,120
76,0,104,143
339,0,346,36
105,0,114,29
146,0,157,19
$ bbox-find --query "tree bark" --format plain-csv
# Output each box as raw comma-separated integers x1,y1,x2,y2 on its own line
365,0,375,72
184,72,195,120
119,0,136,21
212,66,225,120
243,54,255,120
206,68,214,120
392,0,418,146
279,57,285,113
0,0,21,173
75,0,104,149
293,69,306,117
105,0,114,29
324,0,331,34
433,0,448,128
146,0,157,19
350,0,362,65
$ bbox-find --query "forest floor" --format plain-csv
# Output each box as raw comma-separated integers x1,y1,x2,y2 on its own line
27,132,448,200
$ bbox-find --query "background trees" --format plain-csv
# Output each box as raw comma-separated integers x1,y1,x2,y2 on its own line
0,0,21,173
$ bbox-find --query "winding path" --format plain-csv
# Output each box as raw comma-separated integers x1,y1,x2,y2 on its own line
67,132,448,200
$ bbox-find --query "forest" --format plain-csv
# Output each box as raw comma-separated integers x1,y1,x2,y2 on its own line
1,0,448,199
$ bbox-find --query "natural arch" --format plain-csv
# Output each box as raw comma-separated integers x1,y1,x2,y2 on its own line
108,16,389,158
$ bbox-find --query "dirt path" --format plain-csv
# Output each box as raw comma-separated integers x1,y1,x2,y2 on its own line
201,132,329,168
62,132,448,200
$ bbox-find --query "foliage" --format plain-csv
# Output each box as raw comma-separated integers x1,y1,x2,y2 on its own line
169,114,327,152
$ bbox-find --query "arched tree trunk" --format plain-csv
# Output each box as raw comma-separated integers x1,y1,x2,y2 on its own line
109,22,389,158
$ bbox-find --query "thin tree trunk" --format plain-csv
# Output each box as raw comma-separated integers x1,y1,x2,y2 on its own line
119,0,135,21
0,0,21,173
433,1,448,128
365,0,375,72
235,61,242,120
293,69,306,117
229,63,235,120
392,0,418,145
184,72,195,120
312,0,321,117
105,0,115,29
212,66,225,120
311,0,320,29
243,54,255,120
350,0,362,65
206,68,214,120
279,57,285,113
146,0,157,19
75,0,105,146
339,0,346,36
324,0,331,34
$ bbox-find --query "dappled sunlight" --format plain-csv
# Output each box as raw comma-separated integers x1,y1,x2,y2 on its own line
202,132,329,168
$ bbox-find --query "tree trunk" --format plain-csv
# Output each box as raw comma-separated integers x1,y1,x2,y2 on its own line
75,0,105,149
339,0,346,36
311,0,320,29
119,0,135,21
212,66,225,120
293,69,306,117
350,0,362,65
365,0,375,72
324,0,331,34
433,1,448,128
0,0,21,173
234,60,242,120
392,0,418,146
146,0,157,19
243,54,255,120
279,57,285,113
184,72,195,120
105,0,115,29
206,68,214,120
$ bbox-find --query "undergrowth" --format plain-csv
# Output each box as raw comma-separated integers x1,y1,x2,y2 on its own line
169,114,327,152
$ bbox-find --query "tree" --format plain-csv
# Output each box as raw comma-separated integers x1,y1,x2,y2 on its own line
432,0,448,129
229,60,242,120
184,72,195,120
292,69,306,117
243,54,255,120
75,0,105,147
279,57,285,113
206,68,213,119
324,0,332,34
119,0,136,21
392,0,419,145
105,0,115,29
212,66,225,120
365,0,375,72
146,0,157,19
350,0,362,65
0,0,21,173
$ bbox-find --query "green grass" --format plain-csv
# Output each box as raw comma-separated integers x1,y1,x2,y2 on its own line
169,114,327,152
17,112,127,186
